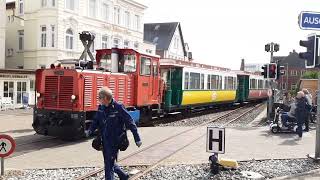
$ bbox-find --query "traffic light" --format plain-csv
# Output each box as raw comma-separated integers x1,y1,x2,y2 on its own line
274,44,279,52
268,63,277,79
261,64,268,78
299,34,318,68
265,44,271,52
276,64,285,80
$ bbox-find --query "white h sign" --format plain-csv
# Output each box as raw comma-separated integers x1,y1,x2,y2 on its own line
206,127,225,154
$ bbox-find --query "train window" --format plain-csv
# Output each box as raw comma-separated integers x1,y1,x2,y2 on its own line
258,80,263,89
210,75,219,89
250,79,256,89
190,72,200,89
207,75,211,89
219,76,222,89
153,62,158,76
100,54,112,71
140,57,151,75
264,80,269,89
123,54,136,72
184,72,189,89
224,76,234,90
233,77,237,90
201,74,204,89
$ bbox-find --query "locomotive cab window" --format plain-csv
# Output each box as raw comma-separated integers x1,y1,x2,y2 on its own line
140,57,151,75
100,54,112,71
123,54,136,73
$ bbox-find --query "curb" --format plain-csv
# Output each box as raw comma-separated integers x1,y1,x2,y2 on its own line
272,168,320,180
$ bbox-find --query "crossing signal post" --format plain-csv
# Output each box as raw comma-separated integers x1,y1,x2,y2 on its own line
264,42,280,123
300,34,320,161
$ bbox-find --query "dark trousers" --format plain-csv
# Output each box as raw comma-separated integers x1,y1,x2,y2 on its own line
297,117,304,137
304,112,310,131
103,151,128,180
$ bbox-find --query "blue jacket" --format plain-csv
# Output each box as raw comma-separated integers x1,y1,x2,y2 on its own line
88,99,141,153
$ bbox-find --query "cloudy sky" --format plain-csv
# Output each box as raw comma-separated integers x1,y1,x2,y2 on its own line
138,0,320,70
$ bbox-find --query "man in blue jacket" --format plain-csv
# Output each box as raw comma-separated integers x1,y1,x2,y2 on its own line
85,87,142,180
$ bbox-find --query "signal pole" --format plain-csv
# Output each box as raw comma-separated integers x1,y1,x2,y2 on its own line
265,42,279,122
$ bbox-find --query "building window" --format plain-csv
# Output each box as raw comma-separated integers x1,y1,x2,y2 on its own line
291,70,298,76
102,35,108,49
125,11,130,28
174,37,179,49
89,0,96,18
134,42,139,50
7,49,13,57
291,83,297,90
19,0,24,14
114,7,120,25
282,83,286,90
124,40,129,49
66,0,75,10
41,0,47,7
134,15,140,30
113,38,120,48
18,30,24,50
41,26,47,47
52,0,55,6
30,80,35,91
51,25,55,47
66,29,74,50
102,3,109,21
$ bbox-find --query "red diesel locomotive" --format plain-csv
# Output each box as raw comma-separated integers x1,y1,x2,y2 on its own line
33,48,163,139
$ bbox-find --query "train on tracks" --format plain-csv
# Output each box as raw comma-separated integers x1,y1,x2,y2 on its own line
33,35,269,139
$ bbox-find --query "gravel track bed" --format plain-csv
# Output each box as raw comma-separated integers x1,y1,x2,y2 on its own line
137,159,320,180
156,103,262,127
227,104,267,128
208,105,260,127
1,166,148,180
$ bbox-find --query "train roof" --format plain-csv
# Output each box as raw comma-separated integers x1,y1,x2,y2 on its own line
159,58,230,72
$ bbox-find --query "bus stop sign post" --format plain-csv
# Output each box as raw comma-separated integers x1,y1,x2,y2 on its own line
0,134,16,176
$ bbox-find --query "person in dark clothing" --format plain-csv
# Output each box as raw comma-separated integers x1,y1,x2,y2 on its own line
85,87,142,180
302,89,312,131
294,91,307,138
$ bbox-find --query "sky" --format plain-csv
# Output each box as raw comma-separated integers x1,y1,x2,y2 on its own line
138,0,320,70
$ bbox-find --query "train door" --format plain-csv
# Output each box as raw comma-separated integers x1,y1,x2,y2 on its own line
171,68,182,106
152,61,159,102
236,75,249,102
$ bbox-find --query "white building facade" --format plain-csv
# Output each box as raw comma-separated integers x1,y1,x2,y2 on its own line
0,0,5,68
6,0,150,69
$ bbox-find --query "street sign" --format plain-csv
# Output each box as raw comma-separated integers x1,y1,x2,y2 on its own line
0,134,15,158
299,11,320,30
206,127,225,154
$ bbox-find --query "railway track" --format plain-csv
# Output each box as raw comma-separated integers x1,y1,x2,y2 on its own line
74,102,265,180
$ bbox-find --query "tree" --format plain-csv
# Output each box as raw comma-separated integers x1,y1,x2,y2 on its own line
302,71,319,79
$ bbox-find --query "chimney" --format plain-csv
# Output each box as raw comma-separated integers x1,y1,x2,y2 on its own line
240,59,245,71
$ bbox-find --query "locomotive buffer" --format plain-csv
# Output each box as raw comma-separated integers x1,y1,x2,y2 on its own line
77,31,95,69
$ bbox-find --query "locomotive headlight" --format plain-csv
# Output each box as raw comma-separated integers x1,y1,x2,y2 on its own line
71,95,76,100
36,92,41,98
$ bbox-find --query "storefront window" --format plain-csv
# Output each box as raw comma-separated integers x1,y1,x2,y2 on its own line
3,81,14,99
16,82,27,104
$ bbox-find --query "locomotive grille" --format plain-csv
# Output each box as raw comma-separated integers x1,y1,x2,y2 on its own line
96,76,104,104
127,77,133,104
44,76,73,109
118,77,125,103
58,76,73,109
84,76,93,107
108,77,116,98
44,76,58,108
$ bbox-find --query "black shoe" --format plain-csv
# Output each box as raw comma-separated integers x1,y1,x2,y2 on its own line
303,129,309,132
120,174,129,180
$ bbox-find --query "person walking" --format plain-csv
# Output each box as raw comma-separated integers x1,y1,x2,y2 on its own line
85,87,142,180
295,91,307,138
302,89,312,132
